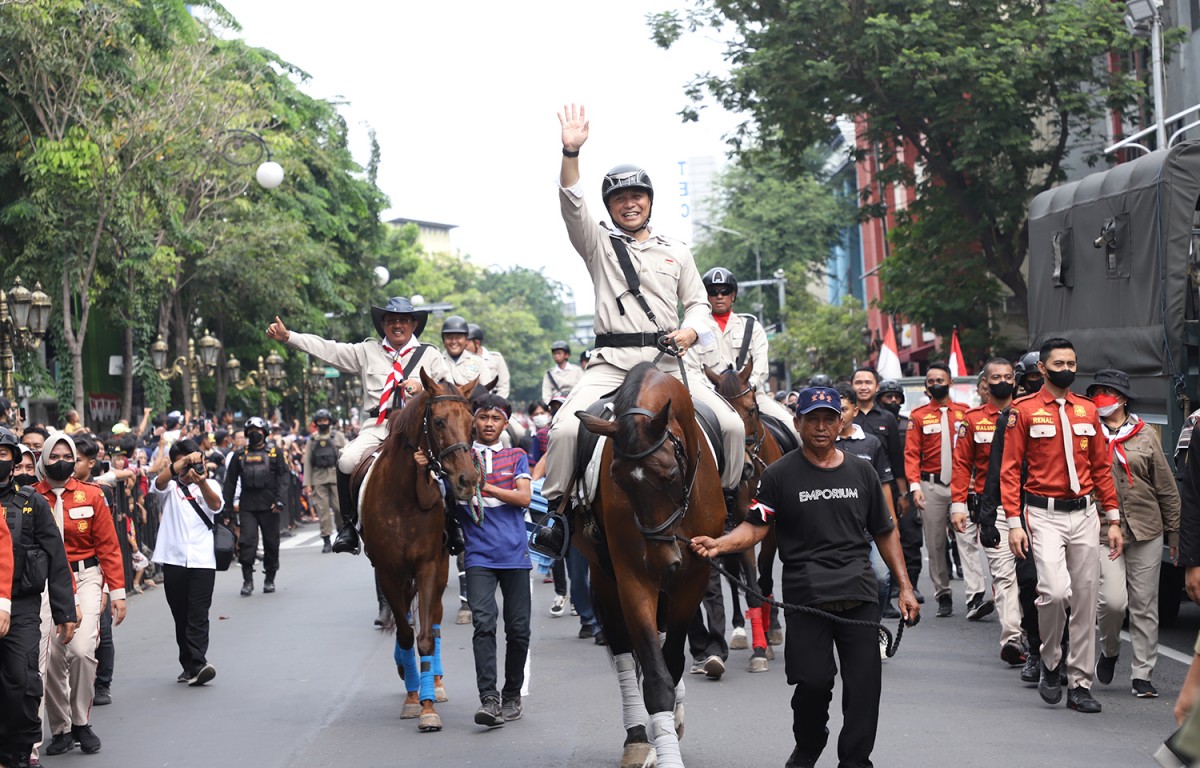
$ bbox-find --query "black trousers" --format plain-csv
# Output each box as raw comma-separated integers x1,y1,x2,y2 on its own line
238,508,280,575
465,567,531,701
687,566,728,661
0,598,43,748
785,602,881,768
899,506,924,580
96,600,113,688
163,564,216,676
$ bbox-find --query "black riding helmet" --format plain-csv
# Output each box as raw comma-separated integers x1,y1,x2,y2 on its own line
702,267,738,295
0,427,19,482
467,324,484,342
550,340,570,354
1014,351,1042,390
878,379,905,403
601,165,653,234
809,374,832,388
313,409,332,423
441,315,469,336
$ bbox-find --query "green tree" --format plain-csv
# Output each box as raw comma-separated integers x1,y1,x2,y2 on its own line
650,0,1149,344
776,294,869,383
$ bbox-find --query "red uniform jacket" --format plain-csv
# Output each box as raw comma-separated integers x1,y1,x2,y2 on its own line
951,402,1005,506
36,478,126,600
904,399,970,487
0,509,12,614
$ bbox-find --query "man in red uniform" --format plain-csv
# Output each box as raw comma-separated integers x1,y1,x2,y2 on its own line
34,432,126,756
1002,338,1121,714
905,362,978,618
951,358,1024,664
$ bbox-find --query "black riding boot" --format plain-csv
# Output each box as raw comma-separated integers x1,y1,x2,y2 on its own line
332,469,360,555
240,563,253,597
723,489,741,532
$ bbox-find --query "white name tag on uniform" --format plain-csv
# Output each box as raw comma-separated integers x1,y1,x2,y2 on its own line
1072,423,1096,436
973,432,994,444
1029,424,1057,438
68,506,95,520
922,424,942,435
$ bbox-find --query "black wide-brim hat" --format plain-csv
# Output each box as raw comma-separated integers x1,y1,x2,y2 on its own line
1087,368,1135,401
371,296,429,338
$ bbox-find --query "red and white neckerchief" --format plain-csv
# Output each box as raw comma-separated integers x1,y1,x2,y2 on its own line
377,337,420,425
1101,416,1144,486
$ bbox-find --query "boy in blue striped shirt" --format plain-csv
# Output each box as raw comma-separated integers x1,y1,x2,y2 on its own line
459,393,533,728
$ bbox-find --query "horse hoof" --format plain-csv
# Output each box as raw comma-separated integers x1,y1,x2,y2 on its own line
767,628,784,646
620,742,655,768
747,656,769,673
401,702,422,719
456,607,472,625
674,703,685,740
729,627,749,650
435,685,448,703
418,712,443,732
765,644,776,661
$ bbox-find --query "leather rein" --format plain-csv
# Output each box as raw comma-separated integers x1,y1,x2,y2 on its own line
612,407,699,543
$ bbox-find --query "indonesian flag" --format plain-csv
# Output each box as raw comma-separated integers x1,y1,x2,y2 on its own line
876,321,902,380
948,328,966,377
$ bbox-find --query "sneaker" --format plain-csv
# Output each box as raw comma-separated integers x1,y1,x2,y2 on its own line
936,595,953,618
690,658,706,674
45,732,75,756
1096,653,1118,685
1038,660,1063,705
881,601,901,619
1066,685,1102,713
579,623,595,640
550,595,567,618
570,604,578,616
1020,653,1041,685
594,630,608,646
240,581,253,597
176,671,191,684
263,581,276,594
702,655,725,680
966,596,994,621
474,696,505,727
1001,641,1026,667
321,538,332,553
188,664,216,687
92,684,112,706
785,746,818,768
1132,679,1159,698
71,724,101,754
501,696,523,721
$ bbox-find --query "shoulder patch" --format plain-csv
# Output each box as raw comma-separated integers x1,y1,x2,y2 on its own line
957,422,967,438
1007,411,1018,428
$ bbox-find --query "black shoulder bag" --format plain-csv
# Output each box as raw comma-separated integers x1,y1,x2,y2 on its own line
183,482,235,571
735,315,756,370
609,234,658,325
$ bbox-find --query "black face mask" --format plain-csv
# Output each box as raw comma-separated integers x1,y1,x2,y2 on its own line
987,381,1015,400
317,423,331,433
45,459,74,482
927,384,950,401
879,400,902,416
1023,377,1044,394
0,458,11,487
248,432,265,448
1045,369,1076,389
13,472,37,488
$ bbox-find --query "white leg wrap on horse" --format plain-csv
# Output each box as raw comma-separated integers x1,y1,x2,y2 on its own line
614,653,649,731
650,711,684,768
674,678,685,705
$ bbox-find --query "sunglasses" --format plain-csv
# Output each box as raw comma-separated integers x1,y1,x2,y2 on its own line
707,287,734,297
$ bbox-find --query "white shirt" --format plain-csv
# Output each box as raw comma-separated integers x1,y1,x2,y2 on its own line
150,477,224,569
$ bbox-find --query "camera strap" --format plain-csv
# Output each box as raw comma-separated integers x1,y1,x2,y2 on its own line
181,484,215,531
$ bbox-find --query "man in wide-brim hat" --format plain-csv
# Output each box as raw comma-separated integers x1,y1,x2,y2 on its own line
266,296,449,554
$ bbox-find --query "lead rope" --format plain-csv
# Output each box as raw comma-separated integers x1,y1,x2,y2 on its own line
677,533,914,658
466,450,486,525
653,336,689,391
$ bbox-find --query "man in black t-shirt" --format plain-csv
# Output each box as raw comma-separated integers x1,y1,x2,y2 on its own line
691,387,919,768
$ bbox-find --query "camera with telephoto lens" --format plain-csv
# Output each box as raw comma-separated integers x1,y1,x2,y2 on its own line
187,462,206,477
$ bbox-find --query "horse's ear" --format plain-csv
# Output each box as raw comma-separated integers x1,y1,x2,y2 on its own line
578,412,618,437
739,357,754,384
485,376,499,393
648,399,672,436
460,376,479,399
419,367,438,392
703,365,722,387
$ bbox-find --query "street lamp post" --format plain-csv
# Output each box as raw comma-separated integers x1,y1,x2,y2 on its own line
150,329,222,415
0,277,52,401
217,128,284,189
226,352,286,417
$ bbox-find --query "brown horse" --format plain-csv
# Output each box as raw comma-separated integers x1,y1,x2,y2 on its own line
705,359,786,664
577,361,725,768
360,369,480,732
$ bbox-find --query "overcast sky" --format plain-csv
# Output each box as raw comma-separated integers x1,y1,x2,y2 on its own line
214,1,743,313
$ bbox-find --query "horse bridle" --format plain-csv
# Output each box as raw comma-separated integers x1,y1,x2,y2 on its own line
720,381,770,476
612,407,699,543
419,393,473,478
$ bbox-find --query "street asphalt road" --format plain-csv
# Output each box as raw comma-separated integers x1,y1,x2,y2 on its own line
71,528,1188,767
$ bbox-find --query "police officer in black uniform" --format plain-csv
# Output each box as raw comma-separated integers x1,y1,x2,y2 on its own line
222,417,286,597
0,430,75,768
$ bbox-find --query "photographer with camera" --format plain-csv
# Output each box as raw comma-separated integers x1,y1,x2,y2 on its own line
150,437,223,688
222,418,286,597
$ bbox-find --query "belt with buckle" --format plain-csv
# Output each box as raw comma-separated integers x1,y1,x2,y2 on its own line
594,332,661,349
1025,493,1089,512
70,556,99,574
921,472,949,486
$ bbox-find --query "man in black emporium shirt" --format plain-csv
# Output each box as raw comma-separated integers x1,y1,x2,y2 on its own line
691,387,920,768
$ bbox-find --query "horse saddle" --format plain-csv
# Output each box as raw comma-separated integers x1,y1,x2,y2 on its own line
350,452,378,514
571,394,725,508
762,412,799,454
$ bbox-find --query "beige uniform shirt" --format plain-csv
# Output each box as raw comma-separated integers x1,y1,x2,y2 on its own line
480,347,511,398
542,362,583,403
686,313,770,387
303,429,346,486
560,183,714,370
286,332,450,414
442,348,486,387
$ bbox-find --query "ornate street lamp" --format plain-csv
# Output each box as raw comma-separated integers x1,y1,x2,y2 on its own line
265,350,286,384
1,276,55,400
218,128,284,189
149,331,222,415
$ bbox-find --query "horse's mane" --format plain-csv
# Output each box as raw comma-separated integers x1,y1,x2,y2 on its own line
386,386,429,443
713,366,744,399
612,361,663,456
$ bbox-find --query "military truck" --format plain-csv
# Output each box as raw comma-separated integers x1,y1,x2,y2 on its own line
1026,140,1200,622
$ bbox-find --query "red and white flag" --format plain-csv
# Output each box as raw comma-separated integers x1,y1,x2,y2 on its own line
948,328,966,377
876,321,902,380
